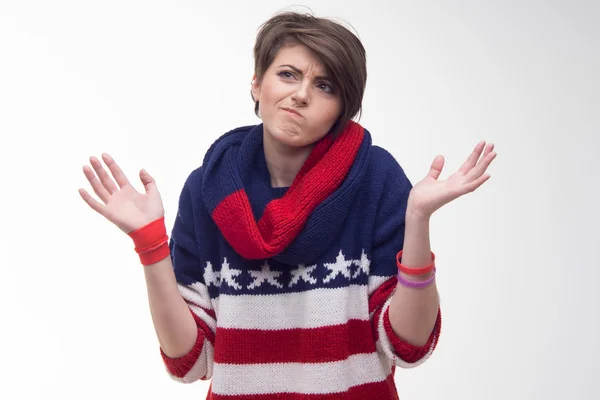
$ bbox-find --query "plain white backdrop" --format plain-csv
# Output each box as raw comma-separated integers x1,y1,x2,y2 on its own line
1,0,598,399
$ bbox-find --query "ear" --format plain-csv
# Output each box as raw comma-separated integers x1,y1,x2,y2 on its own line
250,73,261,102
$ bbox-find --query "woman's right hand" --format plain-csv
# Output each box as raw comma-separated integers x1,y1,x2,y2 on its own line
79,153,165,234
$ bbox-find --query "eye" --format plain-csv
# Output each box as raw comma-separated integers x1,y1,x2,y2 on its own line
278,71,296,79
317,82,334,93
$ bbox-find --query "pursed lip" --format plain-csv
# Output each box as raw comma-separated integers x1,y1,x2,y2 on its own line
282,107,304,118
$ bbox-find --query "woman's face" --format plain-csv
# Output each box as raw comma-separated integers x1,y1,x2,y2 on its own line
251,43,342,148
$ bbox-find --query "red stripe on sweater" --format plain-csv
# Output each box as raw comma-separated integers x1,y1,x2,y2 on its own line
207,372,399,400
213,319,377,364
201,305,216,320
371,303,385,343
194,309,216,345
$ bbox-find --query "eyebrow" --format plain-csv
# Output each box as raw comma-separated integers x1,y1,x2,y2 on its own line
278,64,331,81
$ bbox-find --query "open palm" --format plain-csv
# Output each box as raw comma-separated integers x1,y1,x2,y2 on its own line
79,153,165,233
408,141,497,218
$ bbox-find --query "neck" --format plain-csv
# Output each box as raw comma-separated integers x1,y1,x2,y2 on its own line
262,129,313,188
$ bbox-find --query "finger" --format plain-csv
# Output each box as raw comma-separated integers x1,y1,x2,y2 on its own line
139,169,157,194
428,155,445,180
465,151,497,182
462,173,491,194
82,165,110,203
102,153,132,189
78,188,108,217
483,143,495,158
458,141,486,174
90,156,118,195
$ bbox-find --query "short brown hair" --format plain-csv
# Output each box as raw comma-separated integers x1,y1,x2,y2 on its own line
252,11,367,137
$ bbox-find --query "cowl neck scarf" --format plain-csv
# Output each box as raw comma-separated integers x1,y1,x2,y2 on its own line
201,121,372,265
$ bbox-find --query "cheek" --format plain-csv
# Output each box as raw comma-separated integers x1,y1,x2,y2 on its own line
318,101,342,123
260,81,284,104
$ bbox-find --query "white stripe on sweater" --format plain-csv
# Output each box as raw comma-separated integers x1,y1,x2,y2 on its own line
216,285,370,330
368,275,391,296
178,282,218,333
210,352,392,395
178,281,214,310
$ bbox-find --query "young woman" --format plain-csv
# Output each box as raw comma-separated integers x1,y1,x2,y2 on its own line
79,11,496,399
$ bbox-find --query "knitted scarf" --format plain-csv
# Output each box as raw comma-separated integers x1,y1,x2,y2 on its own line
201,121,372,265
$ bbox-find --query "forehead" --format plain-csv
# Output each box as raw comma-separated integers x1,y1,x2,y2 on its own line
271,44,327,75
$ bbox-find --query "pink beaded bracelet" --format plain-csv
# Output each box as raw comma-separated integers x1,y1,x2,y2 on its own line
397,267,436,289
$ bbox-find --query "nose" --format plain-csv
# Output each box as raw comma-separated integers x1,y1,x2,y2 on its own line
292,81,309,106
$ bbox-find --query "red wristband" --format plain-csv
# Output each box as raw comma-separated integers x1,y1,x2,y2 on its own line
128,217,170,266
396,250,436,275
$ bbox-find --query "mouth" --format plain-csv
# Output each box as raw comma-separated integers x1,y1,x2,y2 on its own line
282,107,303,118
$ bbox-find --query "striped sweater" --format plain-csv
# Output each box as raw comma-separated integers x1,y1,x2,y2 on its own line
160,124,441,399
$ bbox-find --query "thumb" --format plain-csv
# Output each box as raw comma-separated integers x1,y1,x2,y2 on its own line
427,155,444,180
139,169,157,194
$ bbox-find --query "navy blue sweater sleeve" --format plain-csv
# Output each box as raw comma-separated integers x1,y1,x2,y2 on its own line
169,168,205,286
368,146,441,368
370,146,412,278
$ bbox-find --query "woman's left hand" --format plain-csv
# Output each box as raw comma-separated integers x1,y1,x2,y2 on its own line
407,141,497,219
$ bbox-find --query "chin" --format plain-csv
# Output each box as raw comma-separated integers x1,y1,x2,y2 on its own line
267,121,308,147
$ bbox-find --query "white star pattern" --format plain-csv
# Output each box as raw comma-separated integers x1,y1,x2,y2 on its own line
248,261,283,290
289,264,318,287
352,249,370,278
220,258,242,290
323,250,354,283
204,250,371,293
203,261,221,287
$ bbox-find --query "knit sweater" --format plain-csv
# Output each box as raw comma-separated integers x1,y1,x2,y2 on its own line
160,124,441,399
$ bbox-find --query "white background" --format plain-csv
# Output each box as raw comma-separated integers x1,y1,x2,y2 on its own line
1,0,598,399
